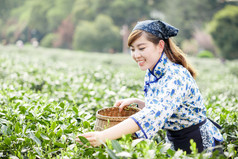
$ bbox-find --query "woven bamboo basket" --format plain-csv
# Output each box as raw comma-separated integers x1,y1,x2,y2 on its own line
94,106,140,131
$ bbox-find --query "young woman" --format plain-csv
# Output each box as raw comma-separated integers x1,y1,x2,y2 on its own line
76,20,223,153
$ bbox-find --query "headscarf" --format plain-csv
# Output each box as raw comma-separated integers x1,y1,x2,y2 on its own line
132,20,179,39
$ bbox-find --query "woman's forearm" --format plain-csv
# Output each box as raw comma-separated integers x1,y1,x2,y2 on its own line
100,118,140,142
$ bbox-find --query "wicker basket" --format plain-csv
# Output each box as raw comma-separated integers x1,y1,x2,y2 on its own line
94,106,140,131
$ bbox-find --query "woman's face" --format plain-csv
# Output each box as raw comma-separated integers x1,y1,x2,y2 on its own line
130,33,164,71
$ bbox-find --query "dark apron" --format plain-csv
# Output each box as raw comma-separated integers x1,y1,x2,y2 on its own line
166,118,222,154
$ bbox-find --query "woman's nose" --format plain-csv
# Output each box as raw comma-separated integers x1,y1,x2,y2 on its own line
134,50,141,58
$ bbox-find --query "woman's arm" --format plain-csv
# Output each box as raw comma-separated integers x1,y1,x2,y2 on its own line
77,118,140,147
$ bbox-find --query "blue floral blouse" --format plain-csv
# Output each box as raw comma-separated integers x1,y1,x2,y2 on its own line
130,52,223,145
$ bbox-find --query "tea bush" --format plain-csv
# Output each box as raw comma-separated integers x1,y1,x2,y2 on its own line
0,45,237,158
197,50,214,58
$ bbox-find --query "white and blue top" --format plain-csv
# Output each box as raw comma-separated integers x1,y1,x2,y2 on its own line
130,52,223,147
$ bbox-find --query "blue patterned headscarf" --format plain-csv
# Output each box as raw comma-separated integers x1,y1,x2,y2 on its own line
132,20,179,40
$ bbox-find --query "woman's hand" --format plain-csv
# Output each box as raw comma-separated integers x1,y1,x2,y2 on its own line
76,131,104,147
114,98,145,112
76,118,140,147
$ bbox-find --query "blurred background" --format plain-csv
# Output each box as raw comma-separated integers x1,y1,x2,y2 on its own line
0,0,238,60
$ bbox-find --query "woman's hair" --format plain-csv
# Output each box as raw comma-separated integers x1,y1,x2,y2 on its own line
128,30,197,78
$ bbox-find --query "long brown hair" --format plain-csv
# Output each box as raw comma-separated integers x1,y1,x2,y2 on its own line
128,30,197,78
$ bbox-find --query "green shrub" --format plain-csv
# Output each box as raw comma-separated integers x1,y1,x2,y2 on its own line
40,33,57,48
197,50,214,58
73,14,121,52
209,5,238,60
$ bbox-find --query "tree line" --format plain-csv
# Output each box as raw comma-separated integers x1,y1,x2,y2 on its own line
0,0,237,59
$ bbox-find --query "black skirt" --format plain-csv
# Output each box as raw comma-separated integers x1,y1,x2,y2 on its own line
166,119,222,154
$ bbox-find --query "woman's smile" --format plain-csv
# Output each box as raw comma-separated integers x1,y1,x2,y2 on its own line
137,60,145,66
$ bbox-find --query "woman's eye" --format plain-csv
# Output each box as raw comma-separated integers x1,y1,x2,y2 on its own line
130,48,135,52
139,47,145,51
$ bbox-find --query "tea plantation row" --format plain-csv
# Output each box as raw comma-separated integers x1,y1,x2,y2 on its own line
0,45,237,158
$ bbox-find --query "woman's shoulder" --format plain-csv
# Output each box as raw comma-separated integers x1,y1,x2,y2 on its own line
167,62,194,81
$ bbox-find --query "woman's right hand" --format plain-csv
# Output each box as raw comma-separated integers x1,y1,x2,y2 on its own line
114,98,144,112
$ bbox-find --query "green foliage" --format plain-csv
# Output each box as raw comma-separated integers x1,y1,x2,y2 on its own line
209,5,238,60
159,0,226,43
0,0,25,21
73,14,121,52
17,0,53,33
71,0,95,23
1,0,232,50
108,0,151,26
46,0,75,31
40,33,57,48
0,46,237,158
197,50,214,58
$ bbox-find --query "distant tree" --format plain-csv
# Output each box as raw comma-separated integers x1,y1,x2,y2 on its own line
11,0,53,42
158,0,226,43
53,15,74,49
20,1,52,34
71,0,95,24
0,0,25,21
73,21,96,51
73,14,120,52
47,0,75,31
107,0,151,27
0,0,25,41
209,5,238,60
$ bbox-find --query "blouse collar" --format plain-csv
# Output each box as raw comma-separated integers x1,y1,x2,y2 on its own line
144,52,169,96
148,51,169,80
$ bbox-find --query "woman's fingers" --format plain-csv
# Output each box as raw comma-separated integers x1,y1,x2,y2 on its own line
80,132,92,137
76,132,101,147
113,100,122,107
114,99,134,112
118,102,130,112
76,133,92,144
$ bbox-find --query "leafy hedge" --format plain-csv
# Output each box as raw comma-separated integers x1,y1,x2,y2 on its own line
0,45,237,158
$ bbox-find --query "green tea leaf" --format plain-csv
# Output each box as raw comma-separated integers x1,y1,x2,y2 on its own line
54,142,66,148
77,136,89,145
40,134,50,141
73,106,79,114
106,148,118,159
14,122,21,134
51,121,57,131
111,140,122,153
4,137,11,146
56,129,63,138
29,132,41,146
83,121,90,128
19,105,27,114
132,138,144,147
59,102,65,108
0,118,10,125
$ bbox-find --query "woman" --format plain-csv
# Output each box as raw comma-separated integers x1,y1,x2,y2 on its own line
76,20,223,153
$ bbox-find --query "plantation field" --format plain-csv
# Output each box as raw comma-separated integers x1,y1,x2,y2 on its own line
0,45,237,158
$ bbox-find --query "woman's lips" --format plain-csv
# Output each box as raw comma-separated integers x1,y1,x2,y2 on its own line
138,61,145,66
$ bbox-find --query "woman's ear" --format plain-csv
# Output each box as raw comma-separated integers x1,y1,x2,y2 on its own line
157,40,165,53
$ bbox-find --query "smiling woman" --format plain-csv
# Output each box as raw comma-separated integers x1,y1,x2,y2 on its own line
129,32,164,71
77,20,223,154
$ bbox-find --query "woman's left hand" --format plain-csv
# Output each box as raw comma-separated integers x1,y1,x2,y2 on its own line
76,131,104,147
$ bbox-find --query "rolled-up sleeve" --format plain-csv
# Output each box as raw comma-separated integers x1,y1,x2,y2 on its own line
130,76,185,139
